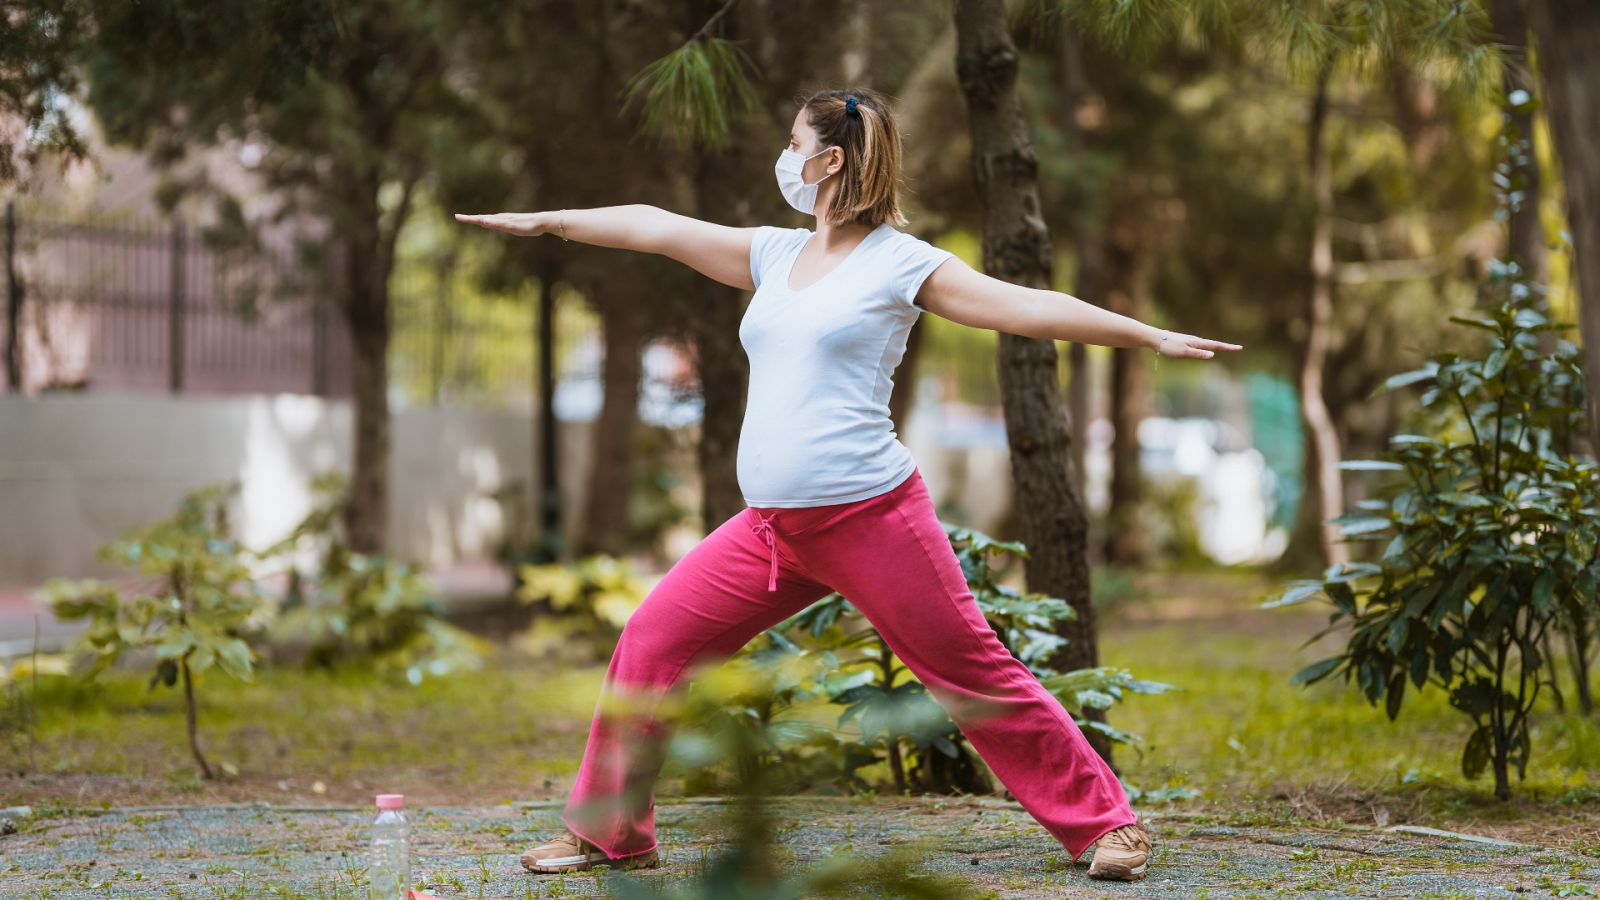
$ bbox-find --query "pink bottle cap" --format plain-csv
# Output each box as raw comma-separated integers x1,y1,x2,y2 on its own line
376,794,405,809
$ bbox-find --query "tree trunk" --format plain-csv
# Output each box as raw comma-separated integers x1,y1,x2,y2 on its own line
341,218,392,555
535,257,564,562
1301,61,1349,568
1103,196,1151,566
181,656,212,779
1056,18,1101,504
953,0,1111,764
1529,0,1600,440
1570,618,1594,716
577,293,644,556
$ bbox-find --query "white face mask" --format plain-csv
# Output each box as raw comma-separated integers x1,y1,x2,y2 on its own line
774,146,836,215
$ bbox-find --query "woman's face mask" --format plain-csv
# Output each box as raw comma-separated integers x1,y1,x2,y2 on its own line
774,145,836,215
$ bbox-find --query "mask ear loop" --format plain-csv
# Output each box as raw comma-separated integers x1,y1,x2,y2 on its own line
813,145,839,185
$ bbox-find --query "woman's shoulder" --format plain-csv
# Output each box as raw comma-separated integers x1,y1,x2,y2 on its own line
755,224,811,249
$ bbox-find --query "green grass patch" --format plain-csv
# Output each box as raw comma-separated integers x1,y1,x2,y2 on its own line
1101,588,1600,825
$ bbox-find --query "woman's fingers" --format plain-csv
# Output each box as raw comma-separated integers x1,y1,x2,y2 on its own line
1165,333,1244,360
453,212,538,236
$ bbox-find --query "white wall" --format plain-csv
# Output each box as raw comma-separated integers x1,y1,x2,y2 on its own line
0,390,1035,588
0,392,595,584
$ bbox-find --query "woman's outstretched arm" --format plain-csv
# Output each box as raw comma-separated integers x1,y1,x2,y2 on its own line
915,256,1242,359
454,205,759,291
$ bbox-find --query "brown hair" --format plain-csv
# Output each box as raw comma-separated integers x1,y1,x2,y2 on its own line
797,87,909,229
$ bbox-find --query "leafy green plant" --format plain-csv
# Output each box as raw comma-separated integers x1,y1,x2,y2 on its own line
603,663,979,900
42,482,267,778
515,553,652,665
1263,114,1597,799
674,640,870,797
256,471,486,684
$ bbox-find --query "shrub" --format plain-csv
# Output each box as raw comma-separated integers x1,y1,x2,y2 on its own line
42,482,267,778
1263,108,1597,799
256,471,487,684
514,553,652,665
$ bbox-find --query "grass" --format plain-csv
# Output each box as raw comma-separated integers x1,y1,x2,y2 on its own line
1,652,600,808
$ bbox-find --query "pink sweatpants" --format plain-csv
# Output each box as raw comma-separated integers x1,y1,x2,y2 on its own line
558,467,1138,863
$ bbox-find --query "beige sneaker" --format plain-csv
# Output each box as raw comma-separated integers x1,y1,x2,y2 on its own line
1087,821,1152,881
520,828,661,874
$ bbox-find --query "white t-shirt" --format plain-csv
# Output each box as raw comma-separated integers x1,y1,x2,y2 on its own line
737,222,955,507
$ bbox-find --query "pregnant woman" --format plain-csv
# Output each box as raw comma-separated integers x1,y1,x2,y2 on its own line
456,86,1240,883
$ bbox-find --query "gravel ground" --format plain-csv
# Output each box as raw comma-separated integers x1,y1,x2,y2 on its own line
3,796,1597,898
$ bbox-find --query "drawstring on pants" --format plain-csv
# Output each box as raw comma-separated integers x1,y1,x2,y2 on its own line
749,512,779,592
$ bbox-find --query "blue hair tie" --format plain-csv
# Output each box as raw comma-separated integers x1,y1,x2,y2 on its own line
845,95,860,116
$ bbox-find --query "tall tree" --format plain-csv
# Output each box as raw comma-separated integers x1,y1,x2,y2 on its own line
81,0,488,552
1057,0,1491,566
1528,0,1600,441
1301,55,1348,566
953,0,1115,760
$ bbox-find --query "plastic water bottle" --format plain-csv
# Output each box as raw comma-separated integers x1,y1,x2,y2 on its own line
368,793,410,900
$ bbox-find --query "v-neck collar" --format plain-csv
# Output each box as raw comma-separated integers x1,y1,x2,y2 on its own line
782,223,891,294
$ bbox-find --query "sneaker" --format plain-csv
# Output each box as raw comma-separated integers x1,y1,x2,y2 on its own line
1087,821,1152,881
519,828,661,874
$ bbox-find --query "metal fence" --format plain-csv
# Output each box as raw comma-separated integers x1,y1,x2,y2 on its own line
0,204,1038,417
4,203,352,397
0,203,611,411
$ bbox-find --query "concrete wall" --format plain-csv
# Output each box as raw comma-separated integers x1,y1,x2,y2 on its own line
0,390,1025,586
0,392,596,584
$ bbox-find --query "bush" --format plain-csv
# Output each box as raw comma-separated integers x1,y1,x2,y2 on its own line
42,482,267,779
1263,106,1597,800
256,471,487,684
514,553,652,665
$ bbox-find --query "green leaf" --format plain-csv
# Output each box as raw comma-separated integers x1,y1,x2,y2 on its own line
149,658,179,691
1291,656,1342,686
215,638,255,681
1448,314,1497,331
1409,648,1430,689
1461,725,1491,780
1077,688,1117,710
1482,348,1509,379
1338,459,1406,472
1261,582,1325,609
1336,516,1391,537
1385,670,1406,721
156,631,197,660
1376,364,1439,394
1436,492,1493,508
1531,570,1555,613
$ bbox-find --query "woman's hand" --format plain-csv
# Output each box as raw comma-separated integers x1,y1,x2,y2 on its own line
453,212,553,237
1152,329,1243,360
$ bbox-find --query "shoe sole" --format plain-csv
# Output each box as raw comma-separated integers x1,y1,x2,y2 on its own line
522,847,660,874
1088,860,1148,881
